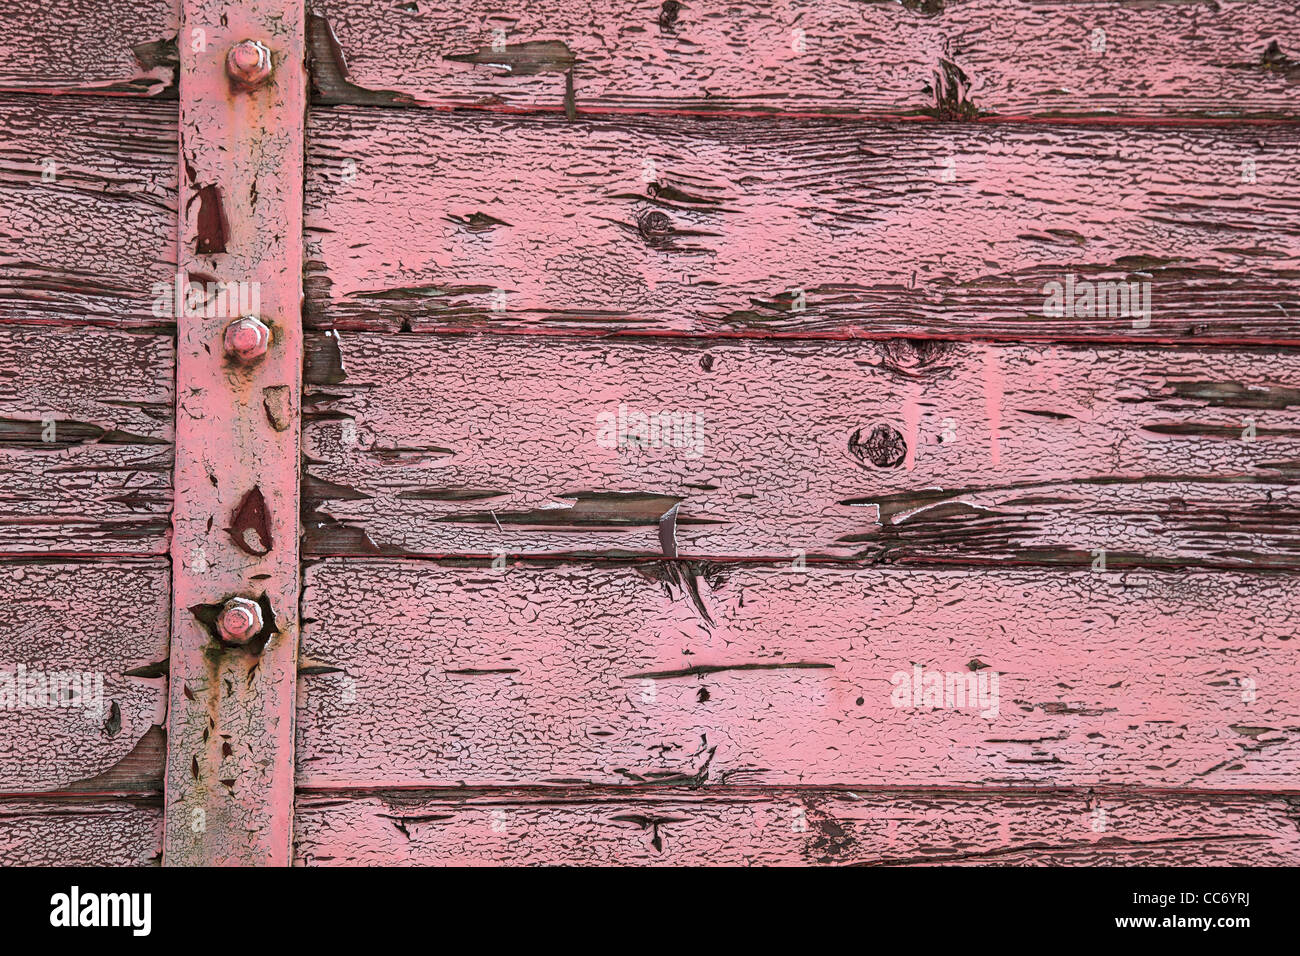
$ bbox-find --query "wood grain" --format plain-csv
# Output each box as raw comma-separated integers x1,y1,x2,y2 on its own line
297,559,1299,790
0,559,168,794
294,788,1300,866
305,0,1300,120
302,333,1300,567
0,96,177,328
306,110,1300,342
4,0,1296,120
0,1,178,95
0,326,172,554
0,797,161,866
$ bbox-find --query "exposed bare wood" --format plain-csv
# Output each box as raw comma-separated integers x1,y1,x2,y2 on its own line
0,559,168,793
305,0,1300,120
302,334,1300,567
0,1,178,95
306,110,1300,342
0,796,162,866
0,96,176,328
0,326,172,554
297,559,1300,790
295,788,1300,866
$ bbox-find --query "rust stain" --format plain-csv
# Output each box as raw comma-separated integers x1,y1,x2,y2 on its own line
227,486,273,556
191,184,228,255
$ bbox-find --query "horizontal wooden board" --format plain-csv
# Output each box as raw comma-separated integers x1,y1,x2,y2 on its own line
306,111,1300,341
0,1,178,95
5,1,1297,121
297,560,1300,790
0,96,176,328
0,559,169,793
0,326,173,554
0,796,162,865
294,788,1300,866
306,0,1300,119
303,334,1300,567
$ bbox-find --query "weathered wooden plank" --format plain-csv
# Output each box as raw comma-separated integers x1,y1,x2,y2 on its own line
0,326,172,554
297,560,1300,790
0,1,178,95
163,0,304,867
0,559,168,794
305,0,1300,120
294,789,1300,866
302,334,1300,567
0,96,177,328
306,111,1300,341
0,797,162,866
4,0,1296,119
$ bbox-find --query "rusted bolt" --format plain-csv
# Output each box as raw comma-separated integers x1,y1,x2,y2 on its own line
226,40,273,89
216,597,264,644
224,315,270,363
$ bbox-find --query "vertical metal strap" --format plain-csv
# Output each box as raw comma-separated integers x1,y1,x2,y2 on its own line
164,0,305,866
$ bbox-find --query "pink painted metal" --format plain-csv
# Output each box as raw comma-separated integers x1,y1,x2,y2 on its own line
226,39,273,89
163,0,304,866
223,315,271,362
215,597,264,645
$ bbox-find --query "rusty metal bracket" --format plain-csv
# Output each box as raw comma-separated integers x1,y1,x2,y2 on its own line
164,0,305,866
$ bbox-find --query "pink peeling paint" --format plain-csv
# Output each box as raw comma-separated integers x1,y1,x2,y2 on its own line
296,0,1300,121
303,113,1300,342
901,380,921,472
5,0,1300,872
293,789,1300,866
296,561,1300,792
163,0,304,866
300,334,1300,566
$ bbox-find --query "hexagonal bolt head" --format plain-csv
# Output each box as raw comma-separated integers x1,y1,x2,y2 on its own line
216,597,264,644
226,40,273,89
223,315,271,363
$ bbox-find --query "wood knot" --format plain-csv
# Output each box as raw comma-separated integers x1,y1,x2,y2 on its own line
637,210,675,249
926,58,979,121
880,338,953,375
658,0,682,33
1262,40,1296,72
849,425,907,468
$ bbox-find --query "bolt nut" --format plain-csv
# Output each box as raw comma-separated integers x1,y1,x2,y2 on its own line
226,40,273,89
223,315,270,363
216,597,264,644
